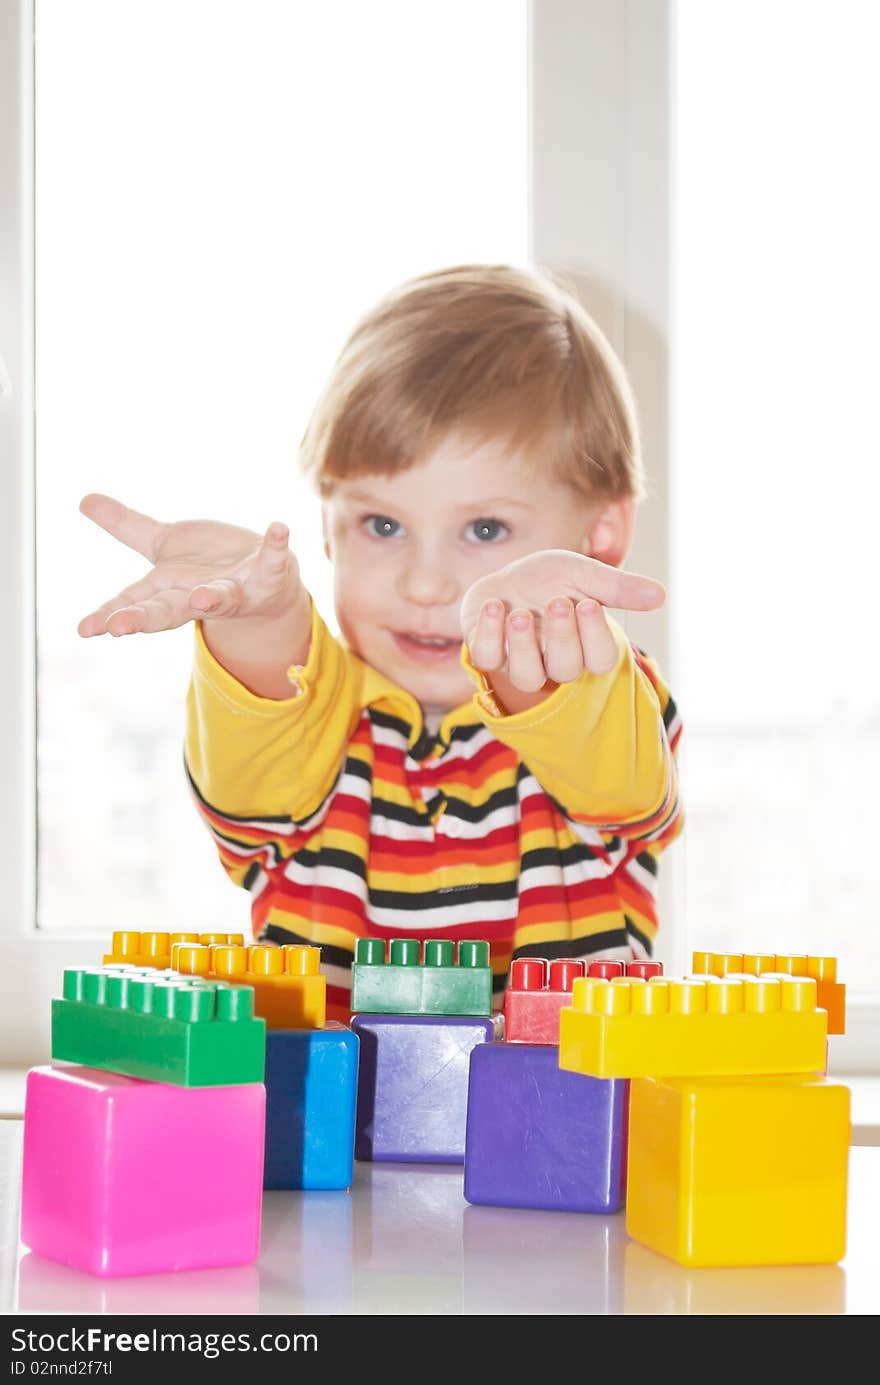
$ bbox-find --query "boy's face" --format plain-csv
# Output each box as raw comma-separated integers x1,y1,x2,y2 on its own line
322,433,621,714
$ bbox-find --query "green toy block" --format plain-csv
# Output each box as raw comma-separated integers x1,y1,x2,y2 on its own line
350,938,493,1016
51,967,266,1086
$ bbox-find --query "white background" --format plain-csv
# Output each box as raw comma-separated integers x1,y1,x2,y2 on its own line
35,0,529,933
673,0,880,980
0,0,873,1069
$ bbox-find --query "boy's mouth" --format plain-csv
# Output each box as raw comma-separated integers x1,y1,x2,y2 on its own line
391,631,463,664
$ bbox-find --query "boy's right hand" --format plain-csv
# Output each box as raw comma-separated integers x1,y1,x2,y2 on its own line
77,493,303,638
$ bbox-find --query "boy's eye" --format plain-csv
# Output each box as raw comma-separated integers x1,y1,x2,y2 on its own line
364,514,402,538
465,518,509,543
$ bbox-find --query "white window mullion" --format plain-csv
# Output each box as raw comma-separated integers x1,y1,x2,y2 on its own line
0,0,36,942
0,0,96,1066
529,0,682,972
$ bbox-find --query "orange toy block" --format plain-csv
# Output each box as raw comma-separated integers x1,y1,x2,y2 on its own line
102,931,244,970
692,951,846,1034
172,942,326,1031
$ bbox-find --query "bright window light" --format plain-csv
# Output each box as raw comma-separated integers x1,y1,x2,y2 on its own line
35,0,528,930
673,0,880,991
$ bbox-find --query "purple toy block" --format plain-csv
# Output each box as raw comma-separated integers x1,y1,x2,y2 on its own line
21,1064,265,1277
351,1014,498,1163
463,1042,627,1212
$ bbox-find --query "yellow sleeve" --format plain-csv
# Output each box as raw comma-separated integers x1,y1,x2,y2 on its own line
461,615,679,837
185,597,361,822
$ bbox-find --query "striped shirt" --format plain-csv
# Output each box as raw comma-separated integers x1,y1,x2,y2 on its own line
185,598,683,1021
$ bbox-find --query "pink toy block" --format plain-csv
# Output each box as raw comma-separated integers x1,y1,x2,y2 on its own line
20,1064,265,1277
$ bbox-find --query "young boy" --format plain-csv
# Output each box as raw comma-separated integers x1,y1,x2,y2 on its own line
78,263,683,1021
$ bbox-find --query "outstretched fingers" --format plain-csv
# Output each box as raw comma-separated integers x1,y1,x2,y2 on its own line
247,521,293,603
467,592,621,691
563,552,665,612
188,578,245,619
188,522,290,618
255,521,291,575
505,610,547,692
79,494,168,563
599,571,665,612
467,599,506,670
102,588,198,636
78,574,163,637
574,599,619,674
541,598,584,683
469,600,548,692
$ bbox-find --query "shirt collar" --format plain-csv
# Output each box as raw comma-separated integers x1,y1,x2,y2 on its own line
344,644,484,754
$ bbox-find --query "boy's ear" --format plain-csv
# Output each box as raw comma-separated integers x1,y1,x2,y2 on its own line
321,506,332,561
579,496,635,568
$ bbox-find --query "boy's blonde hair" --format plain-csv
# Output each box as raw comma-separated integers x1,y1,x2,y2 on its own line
299,263,644,502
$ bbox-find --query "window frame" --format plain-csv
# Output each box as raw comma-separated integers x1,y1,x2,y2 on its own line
0,0,875,1071
529,0,877,1073
1,0,101,1067
530,0,679,962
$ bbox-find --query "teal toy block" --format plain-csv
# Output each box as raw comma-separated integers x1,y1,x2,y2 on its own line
350,938,493,1016
51,967,265,1086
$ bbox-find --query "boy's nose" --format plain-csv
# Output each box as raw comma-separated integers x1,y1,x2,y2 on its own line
396,554,459,608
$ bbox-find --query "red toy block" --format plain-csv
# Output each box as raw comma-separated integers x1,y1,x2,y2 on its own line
627,961,663,980
588,960,625,979
504,958,664,1044
503,958,586,1045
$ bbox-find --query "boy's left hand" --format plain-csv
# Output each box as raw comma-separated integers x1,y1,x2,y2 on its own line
460,548,665,701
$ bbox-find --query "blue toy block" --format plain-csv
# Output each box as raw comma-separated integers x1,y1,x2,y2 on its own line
463,1041,628,1212
263,1023,359,1189
351,1014,499,1163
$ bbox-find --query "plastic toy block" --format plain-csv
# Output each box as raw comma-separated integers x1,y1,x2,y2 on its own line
464,1041,627,1212
102,931,244,970
264,1023,359,1189
558,974,827,1079
52,967,265,1086
626,960,663,979
588,960,625,978
692,951,846,1035
504,958,586,1044
351,1013,500,1162
171,942,326,1031
625,1072,850,1266
586,959,664,979
502,957,665,1049
20,1063,265,1276
351,938,493,1016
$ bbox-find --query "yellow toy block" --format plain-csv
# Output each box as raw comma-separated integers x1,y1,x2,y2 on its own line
692,951,846,1035
102,931,243,970
558,975,827,1079
171,942,326,1031
625,1073,850,1266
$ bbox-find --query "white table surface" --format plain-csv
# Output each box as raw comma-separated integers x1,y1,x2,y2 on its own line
1,1123,878,1316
